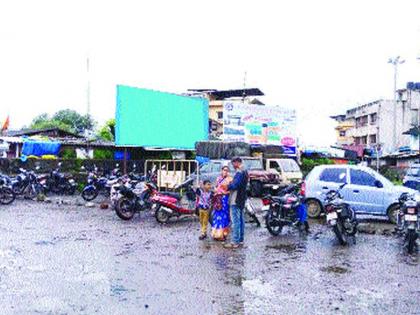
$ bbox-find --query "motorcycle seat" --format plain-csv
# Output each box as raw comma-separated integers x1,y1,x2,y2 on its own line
162,192,182,200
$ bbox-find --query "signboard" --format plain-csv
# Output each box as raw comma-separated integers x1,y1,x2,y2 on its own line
157,170,186,189
223,102,297,152
116,85,208,149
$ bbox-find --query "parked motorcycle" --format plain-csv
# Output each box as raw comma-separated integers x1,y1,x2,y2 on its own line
324,183,358,245
114,181,156,220
81,165,119,201
12,167,47,199
152,178,198,224
0,175,16,205
396,193,419,254
263,183,309,236
46,162,77,195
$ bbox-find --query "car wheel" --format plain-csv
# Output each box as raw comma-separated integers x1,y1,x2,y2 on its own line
387,204,399,224
306,199,322,218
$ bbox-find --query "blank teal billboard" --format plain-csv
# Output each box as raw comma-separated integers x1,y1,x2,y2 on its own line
116,85,208,149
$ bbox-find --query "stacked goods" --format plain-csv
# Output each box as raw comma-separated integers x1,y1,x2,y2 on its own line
250,145,284,159
195,141,250,159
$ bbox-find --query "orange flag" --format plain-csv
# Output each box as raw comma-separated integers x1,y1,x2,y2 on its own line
1,115,10,132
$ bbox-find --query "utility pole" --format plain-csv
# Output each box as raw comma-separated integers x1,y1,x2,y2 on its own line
388,56,405,153
86,56,91,115
242,71,247,103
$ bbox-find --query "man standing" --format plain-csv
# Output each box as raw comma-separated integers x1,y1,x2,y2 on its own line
224,157,248,248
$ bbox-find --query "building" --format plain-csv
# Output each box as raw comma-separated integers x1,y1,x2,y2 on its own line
331,84,420,157
186,88,265,138
330,114,354,146
0,127,115,159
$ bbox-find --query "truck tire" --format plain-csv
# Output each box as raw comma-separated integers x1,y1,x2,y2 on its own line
250,181,263,197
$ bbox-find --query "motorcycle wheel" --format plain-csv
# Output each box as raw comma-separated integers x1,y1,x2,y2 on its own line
49,183,61,194
265,208,283,236
81,187,98,201
155,207,171,224
333,221,347,245
13,184,24,195
25,185,38,200
115,197,135,221
66,184,76,196
406,229,418,254
0,187,16,205
345,220,358,237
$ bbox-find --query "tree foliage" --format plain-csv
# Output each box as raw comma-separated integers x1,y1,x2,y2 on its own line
97,119,116,141
30,109,95,134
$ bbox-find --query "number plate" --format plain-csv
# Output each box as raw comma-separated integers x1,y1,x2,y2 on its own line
261,205,270,211
326,212,338,221
405,214,418,221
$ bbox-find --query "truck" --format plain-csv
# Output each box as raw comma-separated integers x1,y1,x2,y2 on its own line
193,141,302,196
188,156,302,197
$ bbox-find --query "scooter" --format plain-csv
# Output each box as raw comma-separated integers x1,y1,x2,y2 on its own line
152,178,198,224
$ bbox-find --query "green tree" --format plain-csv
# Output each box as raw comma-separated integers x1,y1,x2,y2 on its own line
30,109,96,134
97,119,116,141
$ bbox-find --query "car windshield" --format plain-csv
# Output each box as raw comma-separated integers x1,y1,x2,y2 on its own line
278,159,300,172
243,159,263,170
228,159,262,170
407,167,420,177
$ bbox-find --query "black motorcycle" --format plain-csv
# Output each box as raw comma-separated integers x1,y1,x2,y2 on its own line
0,175,16,205
114,181,155,220
396,193,419,254
47,163,77,195
263,184,309,236
12,168,46,199
324,183,358,245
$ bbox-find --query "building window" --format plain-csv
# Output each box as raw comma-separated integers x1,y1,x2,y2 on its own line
354,137,360,145
369,134,377,144
356,115,368,127
361,136,367,145
411,109,419,126
217,111,223,119
339,130,346,137
370,113,377,125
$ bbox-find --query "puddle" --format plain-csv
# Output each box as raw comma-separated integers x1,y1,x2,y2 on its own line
320,266,349,274
265,242,306,254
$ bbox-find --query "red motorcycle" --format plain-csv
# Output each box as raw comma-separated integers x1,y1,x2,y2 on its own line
152,179,198,224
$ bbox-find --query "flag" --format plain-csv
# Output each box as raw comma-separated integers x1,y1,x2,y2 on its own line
1,115,10,133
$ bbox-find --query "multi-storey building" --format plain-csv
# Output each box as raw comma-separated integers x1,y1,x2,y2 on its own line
332,84,420,156
186,88,265,139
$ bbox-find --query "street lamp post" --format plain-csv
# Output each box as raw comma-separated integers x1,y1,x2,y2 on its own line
388,56,405,153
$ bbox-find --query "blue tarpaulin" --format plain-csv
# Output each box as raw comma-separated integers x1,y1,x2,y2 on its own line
22,141,61,156
114,151,131,160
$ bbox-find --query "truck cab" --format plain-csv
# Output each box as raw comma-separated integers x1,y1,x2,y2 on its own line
265,158,302,185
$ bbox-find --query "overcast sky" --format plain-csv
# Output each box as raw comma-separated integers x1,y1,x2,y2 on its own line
1,0,420,146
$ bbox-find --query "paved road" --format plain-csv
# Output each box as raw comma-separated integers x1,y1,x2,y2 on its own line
0,197,418,314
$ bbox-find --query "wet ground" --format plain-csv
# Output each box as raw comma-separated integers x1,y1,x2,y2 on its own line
0,196,418,315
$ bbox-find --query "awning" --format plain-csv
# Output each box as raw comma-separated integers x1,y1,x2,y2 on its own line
403,126,420,136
